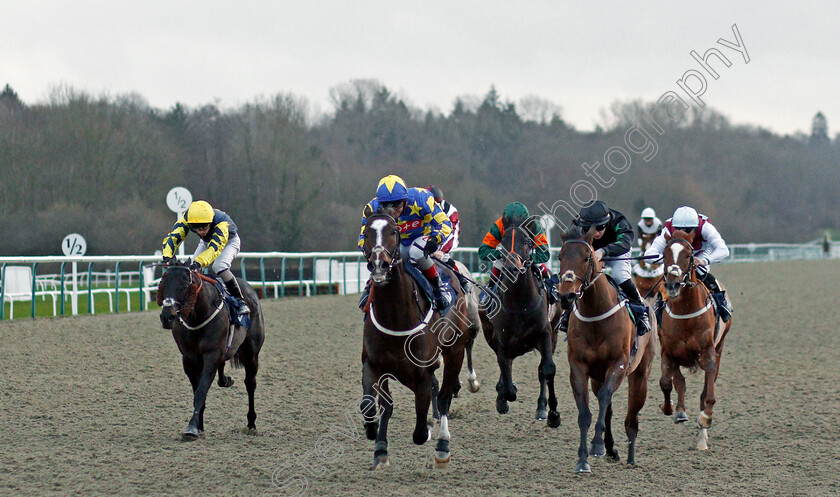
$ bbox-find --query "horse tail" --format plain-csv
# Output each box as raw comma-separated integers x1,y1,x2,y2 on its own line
231,350,244,369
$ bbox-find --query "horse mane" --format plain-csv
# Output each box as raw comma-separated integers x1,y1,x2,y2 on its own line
669,229,695,244
155,269,200,316
561,224,596,245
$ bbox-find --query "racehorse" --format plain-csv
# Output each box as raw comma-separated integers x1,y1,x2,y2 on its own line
659,230,733,450
557,226,657,473
360,211,475,469
158,260,265,440
480,216,561,426
633,233,665,301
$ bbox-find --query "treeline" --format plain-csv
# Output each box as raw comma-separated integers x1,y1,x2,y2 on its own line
1,81,838,256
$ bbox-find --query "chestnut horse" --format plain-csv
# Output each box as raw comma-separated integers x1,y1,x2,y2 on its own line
633,233,665,301
659,231,733,450
557,227,657,473
360,212,474,469
480,217,561,426
158,261,265,440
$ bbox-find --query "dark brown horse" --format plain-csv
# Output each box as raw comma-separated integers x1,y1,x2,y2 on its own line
633,233,665,302
158,261,265,439
659,231,733,450
480,217,561,426
557,226,657,473
360,212,475,469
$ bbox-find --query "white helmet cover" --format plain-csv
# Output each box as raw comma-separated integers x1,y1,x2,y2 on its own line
641,207,656,219
672,206,699,228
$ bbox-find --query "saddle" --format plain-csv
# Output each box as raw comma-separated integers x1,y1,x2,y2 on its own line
402,260,458,316
196,274,251,359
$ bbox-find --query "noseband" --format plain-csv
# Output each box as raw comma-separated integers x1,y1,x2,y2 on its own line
364,215,402,275
665,239,698,289
559,240,601,299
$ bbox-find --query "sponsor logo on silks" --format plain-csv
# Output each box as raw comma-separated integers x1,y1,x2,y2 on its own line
399,219,423,232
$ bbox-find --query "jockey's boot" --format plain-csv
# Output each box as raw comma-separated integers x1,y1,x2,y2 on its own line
545,273,561,305
654,292,665,326
479,267,501,304
358,279,372,310
430,275,451,310
556,308,571,333
224,276,251,315
699,271,733,323
619,279,650,336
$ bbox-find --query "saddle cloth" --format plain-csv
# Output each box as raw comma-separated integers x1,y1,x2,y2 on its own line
402,260,458,315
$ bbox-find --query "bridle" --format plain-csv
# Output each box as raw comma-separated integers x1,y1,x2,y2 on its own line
665,238,698,289
559,240,602,299
364,215,402,278
160,266,225,330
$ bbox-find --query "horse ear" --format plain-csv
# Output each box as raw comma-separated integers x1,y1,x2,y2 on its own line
581,228,596,245
685,230,696,244
664,231,672,243
561,225,581,243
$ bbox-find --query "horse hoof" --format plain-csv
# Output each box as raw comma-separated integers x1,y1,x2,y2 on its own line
370,456,390,470
220,376,234,388
660,401,674,416
413,427,431,445
467,379,481,393
535,409,548,421
434,454,451,468
547,411,561,429
607,449,620,462
505,392,517,402
674,411,688,424
181,426,200,441
247,427,258,436
697,412,713,429
495,398,509,415
575,461,591,474
590,442,606,457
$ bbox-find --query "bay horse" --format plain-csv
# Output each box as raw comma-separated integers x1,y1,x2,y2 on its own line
557,226,657,473
158,260,265,440
480,216,561,426
659,230,733,450
360,211,475,469
633,233,665,302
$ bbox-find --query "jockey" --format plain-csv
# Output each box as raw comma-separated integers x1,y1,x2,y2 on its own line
427,185,460,258
478,202,559,303
358,175,453,310
161,200,250,315
636,207,663,246
644,206,733,322
558,200,651,336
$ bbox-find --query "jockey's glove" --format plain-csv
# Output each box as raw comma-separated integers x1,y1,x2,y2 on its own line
424,238,439,257
162,255,174,264
189,261,202,271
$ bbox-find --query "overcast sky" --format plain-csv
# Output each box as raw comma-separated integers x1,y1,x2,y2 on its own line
2,1,837,135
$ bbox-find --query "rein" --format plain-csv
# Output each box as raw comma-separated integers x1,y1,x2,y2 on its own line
663,238,713,319
160,267,225,331
561,239,628,323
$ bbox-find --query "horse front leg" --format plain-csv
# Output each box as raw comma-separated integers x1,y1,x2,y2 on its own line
698,346,718,430
414,375,433,445
569,361,592,473
673,367,688,423
495,353,516,414
183,350,220,440
360,360,379,442
371,378,393,470
659,352,677,417
590,363,625,458
538,330,561,428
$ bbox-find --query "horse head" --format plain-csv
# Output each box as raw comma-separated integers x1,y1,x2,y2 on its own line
497,216,537,284
663,231,696,299
157,260,199,329
557,225,597,310
363,211,402,284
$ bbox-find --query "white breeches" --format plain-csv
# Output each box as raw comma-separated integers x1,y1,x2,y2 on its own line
192,234,241,275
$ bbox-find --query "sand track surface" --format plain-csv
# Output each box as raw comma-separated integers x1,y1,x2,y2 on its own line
2,260,839,496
